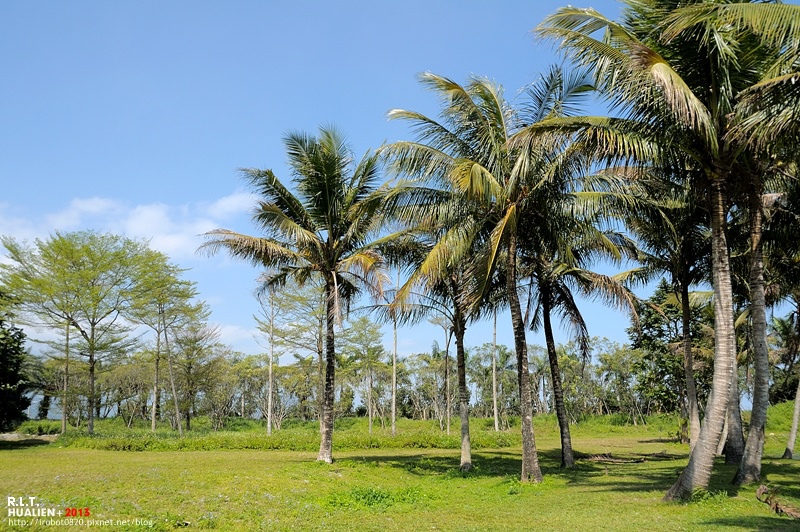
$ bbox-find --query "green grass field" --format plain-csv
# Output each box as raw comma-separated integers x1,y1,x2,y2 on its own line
2,410,799,531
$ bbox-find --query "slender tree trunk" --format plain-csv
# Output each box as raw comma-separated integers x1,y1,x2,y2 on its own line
267,290,275,436
318,281,336,463
665,178,736,501
508,234,543,482
542,289,575,468
735,190,769,484
368,367,373,436
62,323,70,434
680,282,701,450
151,324,161,433
492,311,500,432
316,295,325,435
445,330,451,435
392,313,397,437
88,340,95,435
783,376,800,459
163,316,182,437
454,304,472,471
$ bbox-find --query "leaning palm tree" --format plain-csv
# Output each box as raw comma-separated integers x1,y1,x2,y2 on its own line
537,0,800,497
202,126,395,463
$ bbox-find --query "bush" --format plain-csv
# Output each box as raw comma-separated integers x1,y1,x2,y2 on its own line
17,419,61,435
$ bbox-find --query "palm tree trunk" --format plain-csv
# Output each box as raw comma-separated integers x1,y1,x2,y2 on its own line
665,178,736,501
454,305,472,471
318,280,336,463
680,282,701,450
508,234,543,482
735,189,769,484
542,289,575,468
783,376,800,459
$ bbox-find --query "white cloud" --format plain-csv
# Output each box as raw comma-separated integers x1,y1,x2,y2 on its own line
206,191,255,220
217,323,261,353
45,197,121,231
0,192,258,262
0,203,39,242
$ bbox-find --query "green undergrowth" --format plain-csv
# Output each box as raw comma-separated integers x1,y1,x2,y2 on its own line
16,402,795,457
30,413,683,452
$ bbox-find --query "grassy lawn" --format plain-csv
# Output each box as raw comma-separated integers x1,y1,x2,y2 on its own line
1,418,799,531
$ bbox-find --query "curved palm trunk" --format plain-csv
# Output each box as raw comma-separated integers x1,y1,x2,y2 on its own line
508,234,543,482
318,280,336,463
453,302,472,471
783,377,800,459
735,189,769,484
665,178,736,501
542,289,575,468
680,282,701,449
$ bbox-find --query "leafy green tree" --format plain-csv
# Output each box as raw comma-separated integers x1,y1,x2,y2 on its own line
1,231,150,434
341,316,388,435
203,127,398,463
254,286,290,435
126,248,198,433
0,293,31,431
172,319,221,431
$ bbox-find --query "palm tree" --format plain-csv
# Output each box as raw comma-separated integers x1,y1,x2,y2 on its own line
521,214,637,468
619,174,710,448
202,126,395,463
383,66,600,481
537,0,800,498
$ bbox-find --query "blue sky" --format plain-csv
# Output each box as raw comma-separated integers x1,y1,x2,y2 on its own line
1,1,640,361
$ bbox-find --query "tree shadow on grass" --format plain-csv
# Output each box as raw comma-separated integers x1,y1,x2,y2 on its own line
0,439,52,451
760,460,800,503
700,516,800,531
334,447,685,493
333,450,525,479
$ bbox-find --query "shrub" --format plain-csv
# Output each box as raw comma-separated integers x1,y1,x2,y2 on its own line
17,419,61,435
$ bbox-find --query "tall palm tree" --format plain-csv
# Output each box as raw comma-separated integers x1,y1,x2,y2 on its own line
537,0,800,498
202,126,395,463
619,174,710,449
521,211,637,468
383,66,599,481
375,263,479,470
